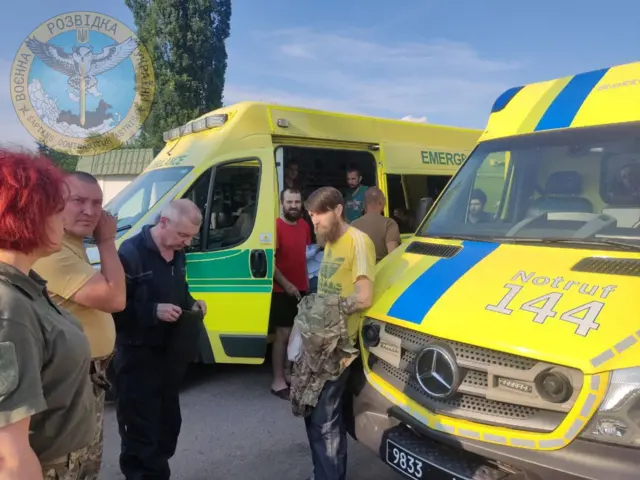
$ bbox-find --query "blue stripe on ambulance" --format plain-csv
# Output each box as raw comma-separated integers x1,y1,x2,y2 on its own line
387,241,499,324
534,68,609,131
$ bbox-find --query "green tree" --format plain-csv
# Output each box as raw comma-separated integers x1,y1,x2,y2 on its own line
126,0,232,150
36,140,78,172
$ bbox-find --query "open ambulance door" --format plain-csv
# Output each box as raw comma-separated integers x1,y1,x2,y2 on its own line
185,148,276,365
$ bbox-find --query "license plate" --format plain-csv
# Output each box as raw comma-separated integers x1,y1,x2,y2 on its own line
385,439,470,480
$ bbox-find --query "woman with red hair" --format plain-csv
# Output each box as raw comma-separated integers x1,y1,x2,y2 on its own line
0,150,95,479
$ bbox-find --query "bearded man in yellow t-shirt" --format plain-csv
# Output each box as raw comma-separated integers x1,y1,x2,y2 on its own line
304,186,376,480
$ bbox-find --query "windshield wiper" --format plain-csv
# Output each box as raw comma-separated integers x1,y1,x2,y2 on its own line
428,234,496,243
494,237,640,252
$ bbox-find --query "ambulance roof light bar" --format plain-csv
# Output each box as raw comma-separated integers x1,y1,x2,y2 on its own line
162,113,229,142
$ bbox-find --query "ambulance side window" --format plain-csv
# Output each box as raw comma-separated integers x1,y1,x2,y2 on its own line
385,174,452,234
471,153,508,217
182,168,214,252
206,161,260,251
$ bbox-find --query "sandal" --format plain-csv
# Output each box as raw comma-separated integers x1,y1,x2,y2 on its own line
271,387,290,400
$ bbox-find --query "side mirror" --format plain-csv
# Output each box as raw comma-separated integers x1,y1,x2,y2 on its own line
415,197,434,226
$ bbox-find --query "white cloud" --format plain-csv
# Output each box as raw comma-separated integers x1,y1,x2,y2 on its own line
279,44,314,59
1,27,527,146
0,59,37,150
228,28,526,128
267,29,523,74
401,115,428,123
224,85,350,113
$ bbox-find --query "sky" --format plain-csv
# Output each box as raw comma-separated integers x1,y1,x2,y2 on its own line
2,0,640,149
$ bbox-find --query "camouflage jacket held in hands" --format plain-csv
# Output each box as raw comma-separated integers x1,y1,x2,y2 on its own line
290,293,360,417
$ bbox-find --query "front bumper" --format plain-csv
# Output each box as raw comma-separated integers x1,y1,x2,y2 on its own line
354,378,639,480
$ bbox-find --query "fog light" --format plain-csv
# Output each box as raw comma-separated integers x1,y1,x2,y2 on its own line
362,322,380,348
590,418,628,438
535,370,573,403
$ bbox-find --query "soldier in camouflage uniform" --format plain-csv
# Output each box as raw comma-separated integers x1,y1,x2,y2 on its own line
41,442,99,480
298,187,376,480
33,171,127,479
40,364,110,480
0,152,96,479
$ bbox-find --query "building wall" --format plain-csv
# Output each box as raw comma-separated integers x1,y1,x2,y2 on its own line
96,174,136,204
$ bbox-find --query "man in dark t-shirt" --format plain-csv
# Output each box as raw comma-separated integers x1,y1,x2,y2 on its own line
270,187,311,399
468,188,493,224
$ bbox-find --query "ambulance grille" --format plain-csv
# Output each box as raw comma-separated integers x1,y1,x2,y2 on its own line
385,324,537,371
375,359,547,424
571,257,640,277
404,242,461,258
370,323,582,433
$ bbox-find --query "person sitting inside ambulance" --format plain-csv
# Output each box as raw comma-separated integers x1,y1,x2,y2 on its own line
467,189,493,224
392,207,413,233
610,163,640,204
236,202,256,239
209,202,238,246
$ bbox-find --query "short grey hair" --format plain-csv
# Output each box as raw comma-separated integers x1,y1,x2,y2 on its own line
161,199,203,226
67,171,99,184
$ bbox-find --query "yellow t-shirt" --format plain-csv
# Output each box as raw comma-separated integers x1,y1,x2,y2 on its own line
32,235,115,359
318,226,376,339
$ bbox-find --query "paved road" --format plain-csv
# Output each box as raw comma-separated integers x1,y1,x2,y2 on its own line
100,361,402,479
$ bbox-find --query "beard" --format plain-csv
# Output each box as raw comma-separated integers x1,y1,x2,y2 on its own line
316,215,341,244
283,208,301,222
315,233,327,247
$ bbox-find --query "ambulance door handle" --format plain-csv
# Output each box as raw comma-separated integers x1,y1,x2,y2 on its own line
250,249,267,278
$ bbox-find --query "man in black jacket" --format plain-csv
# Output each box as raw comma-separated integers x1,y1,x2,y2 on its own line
113,199,207,480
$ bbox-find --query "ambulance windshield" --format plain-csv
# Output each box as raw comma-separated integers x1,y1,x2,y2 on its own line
417,124,640,251
104,166,193,239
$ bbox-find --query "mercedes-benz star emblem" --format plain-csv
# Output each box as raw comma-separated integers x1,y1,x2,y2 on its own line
414,342,461,399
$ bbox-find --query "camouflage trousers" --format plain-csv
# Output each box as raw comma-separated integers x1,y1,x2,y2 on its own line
42,355,111,480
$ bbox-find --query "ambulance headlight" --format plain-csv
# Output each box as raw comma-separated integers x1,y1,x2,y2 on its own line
580,368,640,447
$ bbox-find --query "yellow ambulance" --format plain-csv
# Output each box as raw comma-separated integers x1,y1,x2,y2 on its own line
88,101,480,366
354,62,640,479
